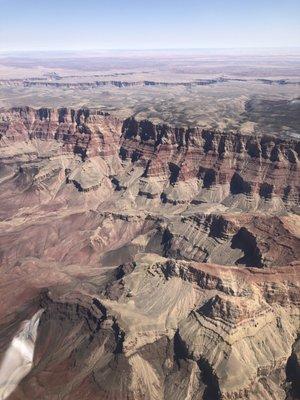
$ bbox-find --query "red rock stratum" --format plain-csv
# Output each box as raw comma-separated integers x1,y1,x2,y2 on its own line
0,107,299,400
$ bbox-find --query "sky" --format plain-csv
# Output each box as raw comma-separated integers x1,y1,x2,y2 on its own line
0,0,299,51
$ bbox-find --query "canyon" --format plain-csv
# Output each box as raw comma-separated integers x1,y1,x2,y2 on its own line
0,106,299,399
1,51,299,137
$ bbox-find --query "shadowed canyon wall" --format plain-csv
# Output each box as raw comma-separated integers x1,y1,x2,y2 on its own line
0,107,299,399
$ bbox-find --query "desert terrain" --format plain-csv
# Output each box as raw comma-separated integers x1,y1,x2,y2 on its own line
0,50,299,400
0,50,299,136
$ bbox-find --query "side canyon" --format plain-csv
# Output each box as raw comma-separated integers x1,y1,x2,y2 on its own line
0,107,299,400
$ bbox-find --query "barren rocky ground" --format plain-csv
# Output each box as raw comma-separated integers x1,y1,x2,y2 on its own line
0,105,299,399
1,51,300,136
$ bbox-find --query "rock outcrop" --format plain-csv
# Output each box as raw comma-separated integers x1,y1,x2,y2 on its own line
0,77,298,89
0,107,299,399
1,107,299,207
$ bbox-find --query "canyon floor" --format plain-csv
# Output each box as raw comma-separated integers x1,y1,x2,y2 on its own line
0,51,299,400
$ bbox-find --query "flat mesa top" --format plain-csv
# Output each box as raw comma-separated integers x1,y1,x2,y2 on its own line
0,51,299,137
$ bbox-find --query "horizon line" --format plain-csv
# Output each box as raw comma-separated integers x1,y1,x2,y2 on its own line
1,46,300,54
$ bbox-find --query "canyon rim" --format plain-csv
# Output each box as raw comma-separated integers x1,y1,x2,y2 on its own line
0,0,300,398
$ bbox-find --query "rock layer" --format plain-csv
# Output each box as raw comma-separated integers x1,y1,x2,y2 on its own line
0,107,299,399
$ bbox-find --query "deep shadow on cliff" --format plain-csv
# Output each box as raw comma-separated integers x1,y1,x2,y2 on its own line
0,107,299,399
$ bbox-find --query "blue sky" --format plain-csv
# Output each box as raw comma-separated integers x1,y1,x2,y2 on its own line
0,0,299,51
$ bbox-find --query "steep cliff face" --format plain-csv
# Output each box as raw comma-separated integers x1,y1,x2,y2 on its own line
1,107,299,206
0,107,299,399
0,77,297,89
0,107,122,158
3,258,300,400
120,117,299,204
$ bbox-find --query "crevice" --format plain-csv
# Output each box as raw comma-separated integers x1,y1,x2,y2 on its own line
110,176,122,191
139,120,156,141
112,320,125,354
115,262,136,280
231,227,263,267
283,185,292,202
202,169,216,189
259,182,273,200
160,192,167,203
131,150,141,162
173,330,188,368
286,336,300,399
161,228,174,257
197,357,222,400
246,140,261,157
142,160,151,177
230,173,252,195
58,107,68,123
218,136,226,157
169,163,180,186
73,145,87,161
202,131,214,154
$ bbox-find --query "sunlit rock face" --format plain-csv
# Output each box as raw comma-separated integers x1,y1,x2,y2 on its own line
0,310,43,400
0,107,299,399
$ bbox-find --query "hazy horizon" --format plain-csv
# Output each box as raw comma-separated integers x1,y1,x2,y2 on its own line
1,0,299,52
1,47,300,59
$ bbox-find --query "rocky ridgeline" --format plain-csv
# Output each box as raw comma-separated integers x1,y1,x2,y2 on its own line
4,257,299,400
0,106,299,400
0,107,299,205
0,77,298,89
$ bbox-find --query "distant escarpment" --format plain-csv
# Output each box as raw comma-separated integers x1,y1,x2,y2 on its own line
0,77,298,89
0,107,299,400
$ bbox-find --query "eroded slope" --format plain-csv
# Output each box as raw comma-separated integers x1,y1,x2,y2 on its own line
0,107,299,399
